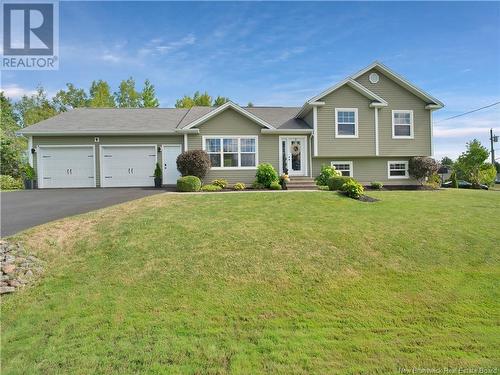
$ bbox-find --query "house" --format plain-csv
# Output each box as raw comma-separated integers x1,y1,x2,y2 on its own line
19,62,444,188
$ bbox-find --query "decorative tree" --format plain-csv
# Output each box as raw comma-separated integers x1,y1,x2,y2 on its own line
176,150,211,179
408,156,439,185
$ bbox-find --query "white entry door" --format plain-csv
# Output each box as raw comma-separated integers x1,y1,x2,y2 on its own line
100,145,157,187
162,144,182,184
38,146,96,188
280,137,307,176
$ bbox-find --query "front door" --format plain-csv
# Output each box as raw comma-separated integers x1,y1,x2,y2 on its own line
163,144,182,184
280,137,306,176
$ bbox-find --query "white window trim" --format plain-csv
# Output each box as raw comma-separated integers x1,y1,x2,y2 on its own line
387,160,409,179
331,161,353,177
335,108,359,138
202,135,258,170
392,110,414,139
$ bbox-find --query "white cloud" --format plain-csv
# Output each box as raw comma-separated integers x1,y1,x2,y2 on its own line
0,84,36,99
101,53,122,63
139,34,196,57
264,47,306,63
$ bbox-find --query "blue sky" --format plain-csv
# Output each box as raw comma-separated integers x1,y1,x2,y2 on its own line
1,1,500,160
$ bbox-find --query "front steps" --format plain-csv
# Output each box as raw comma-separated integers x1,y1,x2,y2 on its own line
286,177,318,190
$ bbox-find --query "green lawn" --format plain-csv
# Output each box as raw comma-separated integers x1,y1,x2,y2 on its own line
2,190,499,374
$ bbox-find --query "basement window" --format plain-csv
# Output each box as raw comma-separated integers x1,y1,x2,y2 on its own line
388,161,409,179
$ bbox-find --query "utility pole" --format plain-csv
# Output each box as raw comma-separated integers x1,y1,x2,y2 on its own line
490,128,498,164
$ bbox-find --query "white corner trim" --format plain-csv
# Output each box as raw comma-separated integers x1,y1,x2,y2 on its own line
429,108,435,157
374,108,379,156
387,160,410,179
331,160,354,177
391,110,414,139
335,108,359,138
28,136,33,167
183,101,274,130
183,133,188,152
313,106,318,156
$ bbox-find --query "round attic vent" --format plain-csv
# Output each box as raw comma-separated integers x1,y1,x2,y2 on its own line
369,72,379,84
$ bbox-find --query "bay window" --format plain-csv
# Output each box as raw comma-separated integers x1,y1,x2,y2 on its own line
204,136,257,169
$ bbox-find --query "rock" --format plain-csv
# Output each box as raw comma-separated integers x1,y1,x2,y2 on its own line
0,286,16,294
2,264,16,274
25,270,34,277
1,275,9,281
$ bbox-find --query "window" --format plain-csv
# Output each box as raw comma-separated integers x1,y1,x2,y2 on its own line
331,161,353,177
392,110,413,138
204,136,257,169
388,161,409,179
335,108,358,138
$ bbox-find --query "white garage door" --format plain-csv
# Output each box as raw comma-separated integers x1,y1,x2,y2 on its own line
38,146,96,188
100,145,157,187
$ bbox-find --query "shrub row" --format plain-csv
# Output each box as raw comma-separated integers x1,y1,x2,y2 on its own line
0,175,23,190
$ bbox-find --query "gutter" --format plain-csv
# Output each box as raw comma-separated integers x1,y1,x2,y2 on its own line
261,129,313,134
17,129,199,136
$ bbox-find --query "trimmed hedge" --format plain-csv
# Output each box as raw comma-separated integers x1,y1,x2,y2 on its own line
327,176,354,191
177,176,202,192
176,150,211,179
201,184,222,192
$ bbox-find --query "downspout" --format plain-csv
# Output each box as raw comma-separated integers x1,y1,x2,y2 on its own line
374,108,379,156
28,136,33,166
313,106,318,157
184,134,188,152
429,109,434,157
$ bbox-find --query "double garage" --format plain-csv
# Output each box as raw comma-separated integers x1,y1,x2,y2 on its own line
36,144,182,188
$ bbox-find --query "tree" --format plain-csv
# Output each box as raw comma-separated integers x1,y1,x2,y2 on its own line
89,80,115,108
14,86,58,128
247,102,254,107
1,92,25,177
408,156,439,185
114,77,141,108
141,79,160,108
175,91,228,108
455,139,489,187
176,150,211,179
213,96,229,107
54,83,88,111
479,163,497,186
440,156,454,167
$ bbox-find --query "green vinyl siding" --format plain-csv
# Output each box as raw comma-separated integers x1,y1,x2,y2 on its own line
316,85,376,157
187,108,280,184
355,69,432,156
312,157,418,185
33,135,184,187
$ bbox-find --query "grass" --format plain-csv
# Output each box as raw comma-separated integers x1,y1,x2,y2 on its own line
2,190,499,374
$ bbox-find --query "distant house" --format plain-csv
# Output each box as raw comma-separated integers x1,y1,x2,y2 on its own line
19,62,444,188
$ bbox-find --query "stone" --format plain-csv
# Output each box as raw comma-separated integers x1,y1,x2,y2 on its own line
2,264,16,274
25,270,34,277
0,286,16,294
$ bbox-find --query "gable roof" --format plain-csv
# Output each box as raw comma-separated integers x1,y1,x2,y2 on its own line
306,78,388,106
180,101,274,130
19,105,310,135
350,61,444,108
296,61,444,118
296,78,388,117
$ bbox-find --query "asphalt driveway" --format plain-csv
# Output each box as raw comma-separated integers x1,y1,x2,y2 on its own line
1,188,166,237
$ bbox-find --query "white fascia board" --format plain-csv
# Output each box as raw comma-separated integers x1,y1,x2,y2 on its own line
18,131,182,136
350,61,445,108
261,129,313,134
174,128,200,134
182,101,274,130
